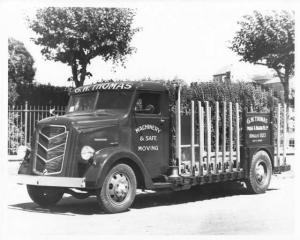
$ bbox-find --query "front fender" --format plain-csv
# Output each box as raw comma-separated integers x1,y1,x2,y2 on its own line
84,147,153,189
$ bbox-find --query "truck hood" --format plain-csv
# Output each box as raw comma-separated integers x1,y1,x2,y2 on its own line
38,111,123,132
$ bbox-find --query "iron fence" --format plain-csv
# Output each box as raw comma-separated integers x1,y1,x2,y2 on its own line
8,102,66,154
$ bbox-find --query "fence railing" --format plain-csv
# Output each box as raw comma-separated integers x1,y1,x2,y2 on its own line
8,102,66,154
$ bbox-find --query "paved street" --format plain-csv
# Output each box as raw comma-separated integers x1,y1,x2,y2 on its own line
3,160,295,237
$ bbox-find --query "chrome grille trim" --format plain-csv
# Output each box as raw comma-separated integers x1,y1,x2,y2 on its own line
36,153,65,163
33,125,68,175
38,142,66,151
39,131,67,140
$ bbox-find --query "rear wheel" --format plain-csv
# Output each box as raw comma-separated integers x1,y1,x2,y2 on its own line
245,150,272,194
97,164,137,213
27,185,64,207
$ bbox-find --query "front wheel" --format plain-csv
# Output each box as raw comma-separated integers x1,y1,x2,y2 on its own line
97,164,137,213
245,150,272,194
27,185,64,207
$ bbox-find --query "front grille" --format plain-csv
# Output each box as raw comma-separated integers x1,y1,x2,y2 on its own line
33,125,68,175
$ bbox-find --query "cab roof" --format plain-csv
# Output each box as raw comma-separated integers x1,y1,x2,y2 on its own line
71,81,167,94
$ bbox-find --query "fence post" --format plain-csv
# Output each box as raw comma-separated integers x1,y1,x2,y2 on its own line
24,101,28,146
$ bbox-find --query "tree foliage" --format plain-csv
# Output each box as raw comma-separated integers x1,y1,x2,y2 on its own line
8,38,36,105
230,11,294,107
28,7,140,87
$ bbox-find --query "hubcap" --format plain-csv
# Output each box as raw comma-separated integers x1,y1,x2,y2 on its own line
255,161,267,184
107,172,129,203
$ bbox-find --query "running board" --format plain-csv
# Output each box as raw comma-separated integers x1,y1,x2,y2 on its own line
152,170,245,190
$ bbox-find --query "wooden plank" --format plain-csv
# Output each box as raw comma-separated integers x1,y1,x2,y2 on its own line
229,102,233,172
222,101,226,172
283,103,287,165
176,86,182,174
277,104,281,167
215,101,219,174
191,101,195,175
206,101,211,174
236,103,240,170
198,102,203,176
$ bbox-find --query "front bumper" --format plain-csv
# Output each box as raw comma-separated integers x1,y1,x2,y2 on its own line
17,174,86,188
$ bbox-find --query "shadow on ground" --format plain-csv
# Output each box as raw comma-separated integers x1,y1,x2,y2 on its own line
8,181,278,215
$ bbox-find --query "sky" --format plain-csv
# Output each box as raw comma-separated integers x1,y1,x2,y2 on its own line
2,0,296,87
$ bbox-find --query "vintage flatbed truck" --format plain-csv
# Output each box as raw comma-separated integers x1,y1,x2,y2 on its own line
17,81,291,213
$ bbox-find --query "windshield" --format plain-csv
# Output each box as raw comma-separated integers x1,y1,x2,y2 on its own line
95,91,132,112
67,92,97,112
67,91,133,113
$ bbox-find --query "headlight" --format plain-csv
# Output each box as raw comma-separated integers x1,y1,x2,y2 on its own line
81,146,95,161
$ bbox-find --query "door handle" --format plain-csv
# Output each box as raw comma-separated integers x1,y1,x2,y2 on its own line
160,119,165,124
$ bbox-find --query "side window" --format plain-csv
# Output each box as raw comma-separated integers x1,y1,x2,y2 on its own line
134,93,161,114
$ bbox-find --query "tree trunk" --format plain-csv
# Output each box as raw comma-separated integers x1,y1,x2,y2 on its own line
79,64,87,87
71,63,80,87
283,78,290,110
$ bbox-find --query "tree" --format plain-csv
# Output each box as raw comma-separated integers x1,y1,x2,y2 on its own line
8,38,36,105
28,7,140,87
230,11,294,108
8,38,36,85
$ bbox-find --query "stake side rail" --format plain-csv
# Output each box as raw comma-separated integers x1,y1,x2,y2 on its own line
175,88,243,181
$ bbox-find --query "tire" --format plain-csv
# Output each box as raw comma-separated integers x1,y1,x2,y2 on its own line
97,164,137,213
27,185,64,207
245,150,272,194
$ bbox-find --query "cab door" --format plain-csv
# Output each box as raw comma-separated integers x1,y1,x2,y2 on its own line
132,91,169,178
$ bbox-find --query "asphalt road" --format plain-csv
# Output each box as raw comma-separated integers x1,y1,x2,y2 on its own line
3,161,295,237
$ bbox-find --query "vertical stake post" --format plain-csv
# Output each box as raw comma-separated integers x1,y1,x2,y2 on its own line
236,103,240,171
229,102,233,172
191,101,195,175
206,101,211,174
283,103,287,165
176,86,182,174
277,104,281,168
222,101,226,172
215,101,219,174
198,102,203,176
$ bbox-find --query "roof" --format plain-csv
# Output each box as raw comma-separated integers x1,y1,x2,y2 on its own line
71,81,167,94
213,64,233,76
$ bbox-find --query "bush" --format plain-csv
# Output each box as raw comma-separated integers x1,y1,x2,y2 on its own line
165,80,278,112
15,83,70,106
8,112,24,154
